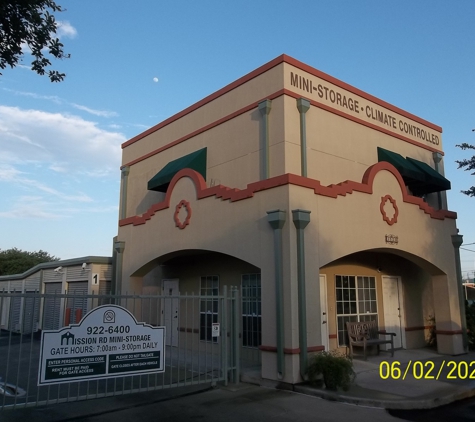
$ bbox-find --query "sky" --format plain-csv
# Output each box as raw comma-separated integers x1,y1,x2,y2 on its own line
1,1,475,277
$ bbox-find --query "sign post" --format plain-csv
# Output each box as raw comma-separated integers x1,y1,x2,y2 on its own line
38,305,165,385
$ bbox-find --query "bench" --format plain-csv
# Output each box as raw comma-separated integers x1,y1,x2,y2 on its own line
346,320,396,360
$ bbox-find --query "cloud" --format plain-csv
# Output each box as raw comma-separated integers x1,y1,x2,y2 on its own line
0,163,93,202
0,106,125,176
3,88,118,118
0,105,123,224
0,193,119,219
0,196,65,219
71,103,118,118
56,21,78,39
3,88,62,104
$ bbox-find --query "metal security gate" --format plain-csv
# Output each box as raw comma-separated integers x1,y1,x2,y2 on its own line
0,286,241,411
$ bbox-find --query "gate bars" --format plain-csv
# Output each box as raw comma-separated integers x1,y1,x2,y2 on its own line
0,287,241,410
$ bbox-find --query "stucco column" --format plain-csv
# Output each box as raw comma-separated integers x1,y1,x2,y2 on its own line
120,166,130,220
292,209,311,379
296,98,310,177
267,209,286,379
113,239,125,295
258,100,272,180
452,233,468,352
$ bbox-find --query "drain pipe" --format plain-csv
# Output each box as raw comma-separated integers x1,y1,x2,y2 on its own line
120,166,130,220
292,209,311,380
296,98,310,177
113,239,125,295
432,152,443,210
267,209,286,379
452,234,468,352
259,100,272,180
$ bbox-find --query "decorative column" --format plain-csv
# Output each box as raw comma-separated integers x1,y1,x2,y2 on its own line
292,209,311,379
120,166,130,220
296,98,311,177
267,209,286,379
452,233,468,352
258,100,272,180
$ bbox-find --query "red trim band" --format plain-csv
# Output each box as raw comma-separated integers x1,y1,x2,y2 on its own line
435,330,463,335
119,163,456,227
121,88,443,169
405,325,434,332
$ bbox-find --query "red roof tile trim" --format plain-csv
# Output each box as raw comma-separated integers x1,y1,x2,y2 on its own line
118,162,456,227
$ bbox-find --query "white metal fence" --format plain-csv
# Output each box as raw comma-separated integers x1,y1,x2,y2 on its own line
0,286,249,411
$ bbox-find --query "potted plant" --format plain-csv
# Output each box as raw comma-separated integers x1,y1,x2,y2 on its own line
307,351,355,391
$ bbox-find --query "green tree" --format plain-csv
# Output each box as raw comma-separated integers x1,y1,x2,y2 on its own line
0,248,60,276
0,0,69,82
456,143,475,196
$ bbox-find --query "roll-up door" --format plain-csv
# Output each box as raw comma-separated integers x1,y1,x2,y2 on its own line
8,292,21,332
65,282,88,324
21,291,40,334
43,282,62,330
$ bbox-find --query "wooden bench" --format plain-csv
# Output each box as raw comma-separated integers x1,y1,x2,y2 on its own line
346,320,396,360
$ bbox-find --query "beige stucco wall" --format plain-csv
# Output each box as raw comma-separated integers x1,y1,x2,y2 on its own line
121,63,285,167
117,55,464,383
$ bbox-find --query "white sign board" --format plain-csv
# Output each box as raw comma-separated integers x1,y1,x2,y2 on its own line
38,305,165,385
212,322,220,337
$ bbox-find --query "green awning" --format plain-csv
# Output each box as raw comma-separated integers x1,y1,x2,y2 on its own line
406,157,451,194
377,147,425,184
148,148,207,192
377,147,450,195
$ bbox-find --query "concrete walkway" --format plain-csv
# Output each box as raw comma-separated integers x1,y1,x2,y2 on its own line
294,348,475,409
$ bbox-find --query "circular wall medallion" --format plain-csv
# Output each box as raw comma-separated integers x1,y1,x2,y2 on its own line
174,200,192,229
380,195,398,226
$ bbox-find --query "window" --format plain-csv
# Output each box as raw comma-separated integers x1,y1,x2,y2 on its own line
336,275,377,346
241,274,261,348
200,276,219,342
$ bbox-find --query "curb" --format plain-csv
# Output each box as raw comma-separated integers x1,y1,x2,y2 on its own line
294,384,475,410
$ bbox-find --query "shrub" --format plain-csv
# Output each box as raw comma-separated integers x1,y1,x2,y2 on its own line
426,314,437,348
465,301,475,350
306,351,355,391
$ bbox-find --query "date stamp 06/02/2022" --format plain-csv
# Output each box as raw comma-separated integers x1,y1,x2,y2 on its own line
379,360,475,380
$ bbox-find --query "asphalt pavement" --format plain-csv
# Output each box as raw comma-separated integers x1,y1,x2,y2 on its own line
3,348,475,421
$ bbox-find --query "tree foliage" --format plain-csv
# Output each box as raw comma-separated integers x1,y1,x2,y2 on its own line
0,0,69,82
456,143,475,197
0,248,60,276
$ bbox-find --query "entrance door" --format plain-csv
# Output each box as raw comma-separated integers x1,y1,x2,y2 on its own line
319,274,329,350
162,279,179,347
381,276,405,349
